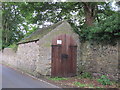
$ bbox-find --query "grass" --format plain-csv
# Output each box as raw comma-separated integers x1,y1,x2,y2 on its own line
48,77,68,81
47,73,118,88
73,81,94,88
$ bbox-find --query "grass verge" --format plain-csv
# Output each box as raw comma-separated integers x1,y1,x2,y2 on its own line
48,77,68,81
73,81,94,88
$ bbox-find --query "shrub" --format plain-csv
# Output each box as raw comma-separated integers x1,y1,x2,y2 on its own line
97,75,112,85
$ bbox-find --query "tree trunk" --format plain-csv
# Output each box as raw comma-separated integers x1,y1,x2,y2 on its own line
83,3,96,26
85,10,94,26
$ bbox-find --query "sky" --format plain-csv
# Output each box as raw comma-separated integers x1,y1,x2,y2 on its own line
111,1,120,11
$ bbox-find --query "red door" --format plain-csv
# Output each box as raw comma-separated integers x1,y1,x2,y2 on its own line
51,34,77,77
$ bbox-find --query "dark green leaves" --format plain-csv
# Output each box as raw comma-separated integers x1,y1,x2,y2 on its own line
97,75,112,85
79,13,120,44
2,2,119,48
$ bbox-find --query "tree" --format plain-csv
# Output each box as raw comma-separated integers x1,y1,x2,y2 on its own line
20,2,111,26
2,2,117,48
2,3,24,48
79,13,120,44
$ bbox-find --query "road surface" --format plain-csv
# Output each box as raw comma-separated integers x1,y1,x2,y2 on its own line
1,64,60,88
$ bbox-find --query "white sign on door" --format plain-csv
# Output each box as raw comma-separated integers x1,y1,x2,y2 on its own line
57,40,62,44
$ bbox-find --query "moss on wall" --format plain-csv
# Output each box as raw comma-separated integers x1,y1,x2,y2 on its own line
7,43,18,52
44,42,51,47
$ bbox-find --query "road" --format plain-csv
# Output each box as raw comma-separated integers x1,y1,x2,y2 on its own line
1,64,60,88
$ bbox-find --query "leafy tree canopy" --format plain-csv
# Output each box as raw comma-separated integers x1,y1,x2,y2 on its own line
2,2,120,48
78,13,120,45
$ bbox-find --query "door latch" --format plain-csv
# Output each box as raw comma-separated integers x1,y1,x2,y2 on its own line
61,54,68,59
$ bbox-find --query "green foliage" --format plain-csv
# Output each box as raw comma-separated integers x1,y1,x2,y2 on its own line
78,13,120,44
2,3,24,48
81,72,92,79
74,82,87,87
2,2,118,48
77,72,92,79
49,77,68,81
74,82,94,88
0,29,2,50
24,26,37,38
97,75,112,85
19,21,63,43
0,9,2,50
7,43,18,51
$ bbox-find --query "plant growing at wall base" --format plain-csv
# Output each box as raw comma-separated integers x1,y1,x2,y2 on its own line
49,77,68,81
73,82,94,88
97,75,112,85
7,43,18,51
78,72,92,79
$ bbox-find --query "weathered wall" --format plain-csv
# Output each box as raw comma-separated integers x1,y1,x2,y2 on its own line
1,41,119,81
1,21,119,81
17,41,40,75
2,48,17,67
79,41,119,81
1,21,80,77
0,50,2,63
1,41,40,76
35,21,80,76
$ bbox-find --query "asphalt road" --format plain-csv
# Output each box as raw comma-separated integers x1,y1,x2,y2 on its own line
1,64,60,88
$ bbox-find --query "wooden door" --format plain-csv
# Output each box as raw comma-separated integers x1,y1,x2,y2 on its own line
51,34,77,77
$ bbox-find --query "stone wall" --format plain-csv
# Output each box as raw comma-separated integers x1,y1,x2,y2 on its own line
0,21,119,81
0,50,2,63
1,21,80,77
1,41,119,81
2,48,17,67
79,41,119,81
35,21,80,76
17,41,40,75
1,41,40,76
